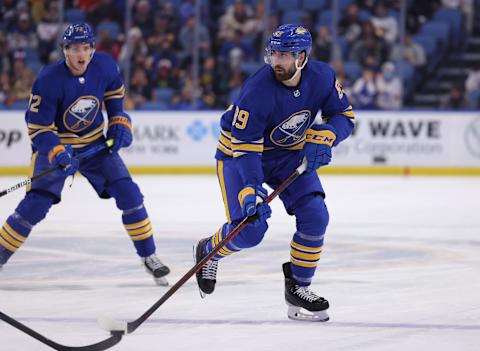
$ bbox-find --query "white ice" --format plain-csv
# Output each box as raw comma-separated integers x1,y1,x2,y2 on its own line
0,174,479,351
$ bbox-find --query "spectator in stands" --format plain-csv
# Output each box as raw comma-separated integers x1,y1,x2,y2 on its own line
352,68,378,109
89,0,123,27
312,26,340,63
218,29,255,65
96,30,121,60
133,0,154,37
0,31,11,73
118,26,148,68
179,14,211,61
10,50,34,102
172,81,205,110
350,21,388,69
376,61,402,109
0,71,11,106
130,65,153,108
154,58,178,90
465,64,480,108
338,3,363,45
441,85,468,109
0,0,19,31
370,2,398,45
390,35,426,68
6,13,38,53
200,56,219,106
218,0,255,41
442,0,474,35
406,0,441,33
331,59,352,95
36,1,61,64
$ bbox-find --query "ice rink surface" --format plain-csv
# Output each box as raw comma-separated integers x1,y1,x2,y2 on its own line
0,174,479,351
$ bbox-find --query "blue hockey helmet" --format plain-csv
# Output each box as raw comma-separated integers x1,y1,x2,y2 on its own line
267,24,312,57
62,23,95,47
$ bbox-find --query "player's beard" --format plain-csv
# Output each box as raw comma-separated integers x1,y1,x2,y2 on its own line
274,64,297,82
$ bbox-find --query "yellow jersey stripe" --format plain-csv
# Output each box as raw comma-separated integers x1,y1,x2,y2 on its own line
27,122,56,130
231,144,263,152
104,85,125,97
231,137,263,144
217,143,233,156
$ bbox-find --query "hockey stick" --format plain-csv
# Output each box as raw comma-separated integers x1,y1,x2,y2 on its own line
0,311,123,351
98,161,308,335
0,140,114,198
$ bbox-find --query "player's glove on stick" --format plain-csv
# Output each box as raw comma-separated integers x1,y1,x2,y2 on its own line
107,113,133,153
304,124,337,172
238,185,272,225
48,144,79,176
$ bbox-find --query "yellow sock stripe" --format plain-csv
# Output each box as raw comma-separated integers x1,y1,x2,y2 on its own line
4,223,27,242
0,228,23,248
130,231,153,241
290,256,318,268
291,241,322,253
0,235,17,252
124,218,150,230
218,247,234,256
127,223,152,236
212,227,222,247
290,247,321,261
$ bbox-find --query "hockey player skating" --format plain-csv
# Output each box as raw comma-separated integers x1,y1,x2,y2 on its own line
195,24,355,321
0,23,170,285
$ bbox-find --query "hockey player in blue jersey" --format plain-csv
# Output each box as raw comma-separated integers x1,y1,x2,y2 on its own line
195,24,355,321
0,23,170,285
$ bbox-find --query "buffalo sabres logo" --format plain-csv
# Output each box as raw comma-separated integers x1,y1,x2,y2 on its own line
270,110,311,147
63,96,100,132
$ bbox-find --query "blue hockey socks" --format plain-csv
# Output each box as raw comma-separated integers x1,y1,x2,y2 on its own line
122,205,156,257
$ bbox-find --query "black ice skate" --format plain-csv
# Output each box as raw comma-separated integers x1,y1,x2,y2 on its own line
142,253,170,286
195,238,218,298
283,262,329,322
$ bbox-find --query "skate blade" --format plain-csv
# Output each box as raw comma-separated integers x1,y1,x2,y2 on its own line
154,276,169,286
287,303,329,322
192,244,207,299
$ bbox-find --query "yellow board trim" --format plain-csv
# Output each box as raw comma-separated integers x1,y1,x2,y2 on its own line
2,166,480,176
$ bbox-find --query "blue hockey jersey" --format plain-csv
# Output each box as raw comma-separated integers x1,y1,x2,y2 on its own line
215,60,355,184
25,51,125,154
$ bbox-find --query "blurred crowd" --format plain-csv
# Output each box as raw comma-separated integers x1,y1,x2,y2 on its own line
0,0,478,110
